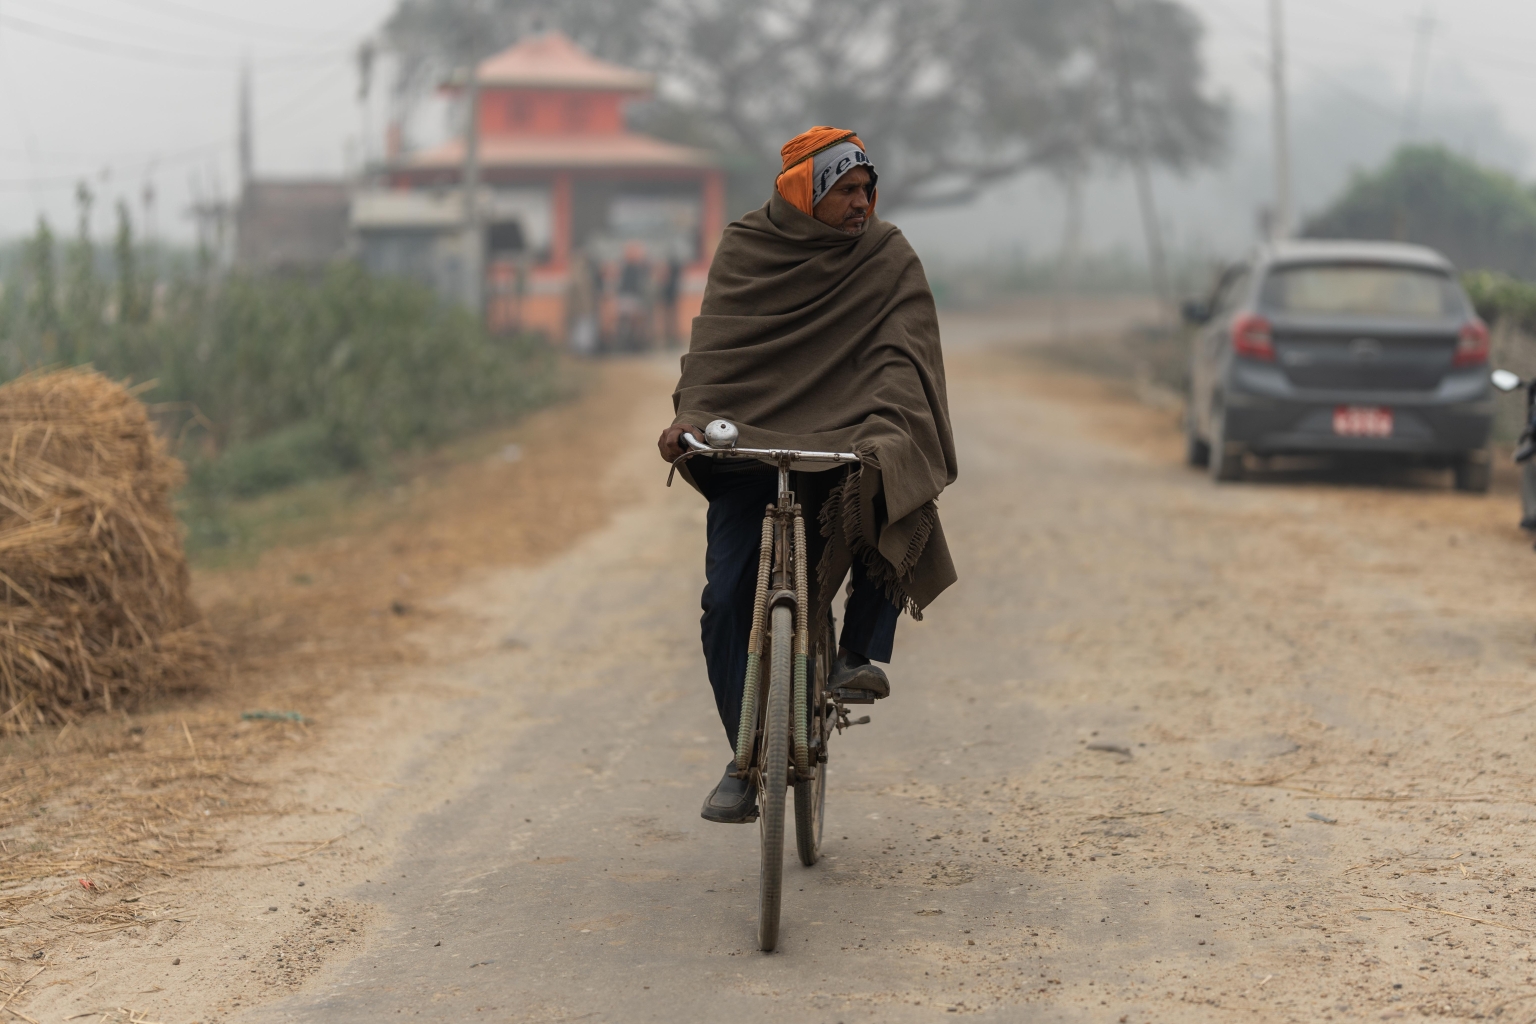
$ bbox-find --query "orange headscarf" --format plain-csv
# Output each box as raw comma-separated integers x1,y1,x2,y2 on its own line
775,126,877,217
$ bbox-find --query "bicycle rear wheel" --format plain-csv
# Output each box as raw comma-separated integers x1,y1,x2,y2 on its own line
793,763,825,866
757,603,793,952
793,617,833,866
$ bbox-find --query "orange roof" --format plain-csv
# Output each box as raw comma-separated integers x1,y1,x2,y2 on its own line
475,32,654,91
403,133,717,171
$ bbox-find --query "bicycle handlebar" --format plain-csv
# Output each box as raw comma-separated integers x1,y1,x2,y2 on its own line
680,431,862,465
666,421,861,487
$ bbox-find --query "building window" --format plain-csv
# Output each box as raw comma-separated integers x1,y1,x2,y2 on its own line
510,97,531,127
565,96,588,130
488,220,526,255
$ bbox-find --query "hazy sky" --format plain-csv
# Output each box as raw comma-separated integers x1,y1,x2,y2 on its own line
3,0,1536,257
0,0,394,241
901,0,1536,264
1191,0,1536,135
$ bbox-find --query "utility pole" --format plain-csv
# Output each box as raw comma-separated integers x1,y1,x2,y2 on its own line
1052,171,1084,344
1403,7,1436,142
237,60,254,196
141,176,158,287
461,69,484,319
356,40,376,177
1268,0,1292,241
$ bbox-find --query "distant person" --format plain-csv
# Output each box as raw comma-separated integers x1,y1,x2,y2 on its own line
567,250,599,356
1522,461,1536,533
658,254,683,349
615,242,653,352
657,126,957,823
1516,379,1536,532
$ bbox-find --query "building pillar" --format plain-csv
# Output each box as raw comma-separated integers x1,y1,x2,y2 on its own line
552,171,573,269
701,170,725,265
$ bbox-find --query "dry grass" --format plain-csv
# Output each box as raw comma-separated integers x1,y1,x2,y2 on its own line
0,360,640,958
0,369,219,733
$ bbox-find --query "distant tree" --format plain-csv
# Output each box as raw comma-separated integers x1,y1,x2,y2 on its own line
379,0,1227,213
115,201,147,327
24,217,58,340
63,183,103,363
1304,145,1536,279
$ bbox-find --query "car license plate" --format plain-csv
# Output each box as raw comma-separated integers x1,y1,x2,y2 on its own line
1333,405,1393,438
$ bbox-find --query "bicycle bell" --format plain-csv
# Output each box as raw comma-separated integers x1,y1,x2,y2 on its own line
705,419,739,449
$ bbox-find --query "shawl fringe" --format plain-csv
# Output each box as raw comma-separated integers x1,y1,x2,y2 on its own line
816,469,931,622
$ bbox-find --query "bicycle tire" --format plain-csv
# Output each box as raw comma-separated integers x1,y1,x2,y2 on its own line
793,767,825,866
793,617,833,866
757,603,793,952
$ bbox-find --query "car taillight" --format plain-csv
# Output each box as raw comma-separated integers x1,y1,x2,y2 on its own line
1231,313,1274,361
1454,317,1490,366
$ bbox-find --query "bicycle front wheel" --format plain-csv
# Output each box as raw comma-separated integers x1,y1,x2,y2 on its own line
757,603,793,952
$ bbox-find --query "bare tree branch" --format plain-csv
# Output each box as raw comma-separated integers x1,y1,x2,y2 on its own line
378,0,1228,212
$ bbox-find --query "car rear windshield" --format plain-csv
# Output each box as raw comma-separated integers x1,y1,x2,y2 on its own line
1260,264,1465,319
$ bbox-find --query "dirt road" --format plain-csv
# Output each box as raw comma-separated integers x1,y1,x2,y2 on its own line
30,322,1536,1022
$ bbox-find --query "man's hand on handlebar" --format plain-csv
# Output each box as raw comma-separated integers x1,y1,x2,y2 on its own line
658,423,706,463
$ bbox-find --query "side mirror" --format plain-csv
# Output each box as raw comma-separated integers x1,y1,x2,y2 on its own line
1491,368,1523,392
1180,300,1211,326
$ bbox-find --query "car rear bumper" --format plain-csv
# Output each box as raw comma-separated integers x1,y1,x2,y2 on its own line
1222,365,1494,456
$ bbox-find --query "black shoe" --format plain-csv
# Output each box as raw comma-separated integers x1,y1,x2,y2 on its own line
830,653,890,701
701,763,757,823
1522,516,1536,532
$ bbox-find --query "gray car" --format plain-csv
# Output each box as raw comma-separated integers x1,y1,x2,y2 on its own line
1183,240,1493,490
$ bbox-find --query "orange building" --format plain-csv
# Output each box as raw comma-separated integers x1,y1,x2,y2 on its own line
354,32,724,347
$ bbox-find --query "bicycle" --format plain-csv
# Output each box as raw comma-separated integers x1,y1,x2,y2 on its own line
668,419,874,952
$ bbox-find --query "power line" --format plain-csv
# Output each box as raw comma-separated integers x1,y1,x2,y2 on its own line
107,0,339,43
24,0,333,54
0,60,353,192
0,10,348,70
1198,0,1411,123
0,169,97,189
0,10,228,66
1318,0,1536,66
1228,0,1536,83
0,3,44,210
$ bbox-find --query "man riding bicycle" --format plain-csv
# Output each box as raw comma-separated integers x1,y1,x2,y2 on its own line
657,126,957,824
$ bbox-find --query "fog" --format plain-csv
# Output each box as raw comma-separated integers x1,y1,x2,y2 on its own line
901,0,1536,264
3,0,1536,266
0,0,394,241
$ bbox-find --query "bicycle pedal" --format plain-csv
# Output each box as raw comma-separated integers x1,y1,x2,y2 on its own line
832,687,877,705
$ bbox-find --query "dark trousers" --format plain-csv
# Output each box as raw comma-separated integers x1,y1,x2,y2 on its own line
696,461,901,746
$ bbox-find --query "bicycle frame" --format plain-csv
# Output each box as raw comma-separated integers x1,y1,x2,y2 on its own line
669,430,862,781
668,422,867,950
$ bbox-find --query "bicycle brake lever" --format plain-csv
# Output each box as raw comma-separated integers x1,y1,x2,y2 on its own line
666,451,696,487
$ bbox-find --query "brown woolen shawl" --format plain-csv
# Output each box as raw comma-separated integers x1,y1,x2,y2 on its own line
673,191,958,621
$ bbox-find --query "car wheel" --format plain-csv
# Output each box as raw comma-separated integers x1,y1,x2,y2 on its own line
1454,452,1492,493
1208,405,1244,483
1185,408,1210,467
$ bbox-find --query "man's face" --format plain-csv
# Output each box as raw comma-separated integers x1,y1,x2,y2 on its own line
812,166,873,235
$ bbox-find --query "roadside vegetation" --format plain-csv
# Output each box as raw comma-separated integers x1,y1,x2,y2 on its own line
1298,144,1536,434
0,188,561,558
1463,270,1536,336
1306,145,1536,282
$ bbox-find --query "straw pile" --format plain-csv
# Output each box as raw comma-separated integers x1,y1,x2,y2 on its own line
0,368,217,731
